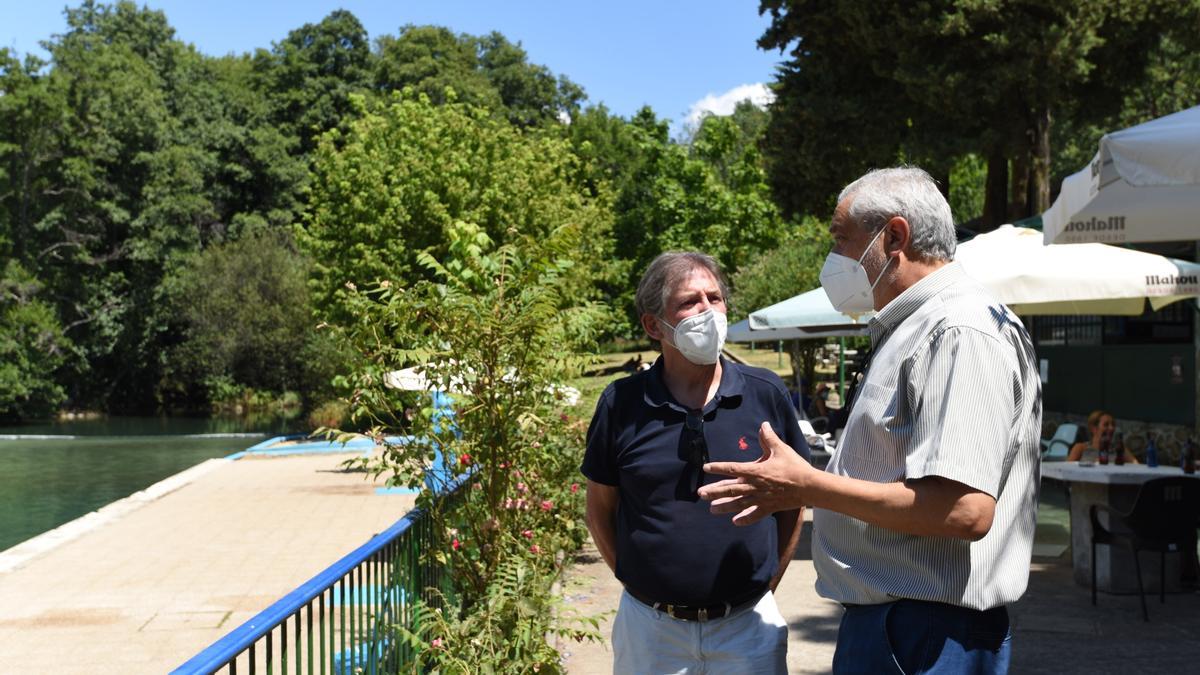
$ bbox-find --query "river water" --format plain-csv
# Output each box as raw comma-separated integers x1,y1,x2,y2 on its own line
0,416,300,552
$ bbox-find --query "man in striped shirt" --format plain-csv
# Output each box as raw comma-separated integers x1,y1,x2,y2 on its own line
700,167,1041,673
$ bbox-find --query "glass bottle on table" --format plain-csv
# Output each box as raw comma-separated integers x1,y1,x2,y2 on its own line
1113,432,1125,466
1098,433,1110,465
1145,433,1159,468
1184,438,1197,475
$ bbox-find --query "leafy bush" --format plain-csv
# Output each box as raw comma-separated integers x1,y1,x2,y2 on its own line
331,223,602,671
337,219,600,591
162,228,351,413
310,93,609,671
399,558,598,674
307,399,349,431
299,90,616,328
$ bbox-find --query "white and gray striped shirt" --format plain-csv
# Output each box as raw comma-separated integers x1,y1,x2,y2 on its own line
813,262,1042,610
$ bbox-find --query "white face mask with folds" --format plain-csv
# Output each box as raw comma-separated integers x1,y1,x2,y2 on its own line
819,225,893,313
659,309,727,365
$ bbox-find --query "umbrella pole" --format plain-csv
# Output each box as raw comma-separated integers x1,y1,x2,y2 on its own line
838,337,846,402
1195,242,1199,443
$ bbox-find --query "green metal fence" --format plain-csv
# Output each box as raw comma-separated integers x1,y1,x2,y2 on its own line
174,486,462,675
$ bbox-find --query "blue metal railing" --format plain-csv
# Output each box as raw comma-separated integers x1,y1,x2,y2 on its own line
174,480,464,675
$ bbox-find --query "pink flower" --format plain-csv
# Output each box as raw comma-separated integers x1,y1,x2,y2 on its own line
451,538,460,550
530,544,542,554
431,638,443,648
522,529,534,539
498,462,508,469
560,413,569,422
504,498,515,509
516,482,528,493
513,469,523,478
515,498,528,510
531,441,541,449
458,453,472,466
570,483,580,494
540,500,553,512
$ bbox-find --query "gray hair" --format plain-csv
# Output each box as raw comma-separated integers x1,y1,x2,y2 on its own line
635,251,730,347
838,166,956,261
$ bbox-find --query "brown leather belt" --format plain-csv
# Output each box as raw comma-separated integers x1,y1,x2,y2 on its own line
625,585,766,622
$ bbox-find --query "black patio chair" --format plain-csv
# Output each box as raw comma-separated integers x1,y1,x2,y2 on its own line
1090,476,1200,621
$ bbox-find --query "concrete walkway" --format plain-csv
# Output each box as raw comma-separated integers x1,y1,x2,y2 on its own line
559,512,1200,674
0,451,414,674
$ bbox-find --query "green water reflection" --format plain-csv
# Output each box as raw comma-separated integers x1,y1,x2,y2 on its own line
0,416,299,552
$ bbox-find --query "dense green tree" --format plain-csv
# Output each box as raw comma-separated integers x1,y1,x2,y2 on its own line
374,25,502,110
757,5,957,221
689,101,771,189
252,9,373,154
0,2,317,413
607,106,789,332
299,92,614,326
374,26,584,128
730,219,831,390
564,104,645,196
31,2,178,409
0,49,61,264
759,0,1200,226
0,262,71,420
949,154,987,226
476,31,585,127
1052,34,1200,183
162,230,342,410
199,54,309,236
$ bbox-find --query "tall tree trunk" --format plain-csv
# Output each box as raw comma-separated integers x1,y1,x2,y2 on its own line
1030,106,1052,214
1009,152,1030,222
981,149,1008,232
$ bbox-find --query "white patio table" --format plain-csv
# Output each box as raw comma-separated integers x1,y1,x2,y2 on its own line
1041,462,1198,593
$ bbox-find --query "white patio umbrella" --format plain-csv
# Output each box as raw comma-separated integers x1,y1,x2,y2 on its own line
384,362,465,393
1042,105,1200,245
743,288,872,403
727,317,867,343
747,287,872,333
383,362,579,405
957,225,1200,315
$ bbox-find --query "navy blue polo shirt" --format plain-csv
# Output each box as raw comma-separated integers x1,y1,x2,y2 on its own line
582,356,810,606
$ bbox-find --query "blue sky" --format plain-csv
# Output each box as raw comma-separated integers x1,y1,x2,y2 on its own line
3,1,785,134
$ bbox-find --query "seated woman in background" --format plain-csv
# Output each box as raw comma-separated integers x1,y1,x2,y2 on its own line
1068,409,1139,464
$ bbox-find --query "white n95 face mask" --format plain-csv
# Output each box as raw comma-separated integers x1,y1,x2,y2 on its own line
819,226,893,313
660,309,727,365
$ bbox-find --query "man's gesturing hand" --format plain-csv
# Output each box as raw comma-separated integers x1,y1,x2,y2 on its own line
698,421,813,526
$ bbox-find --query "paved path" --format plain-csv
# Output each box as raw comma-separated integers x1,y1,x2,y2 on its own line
559,512,1200,674
0,452,414,674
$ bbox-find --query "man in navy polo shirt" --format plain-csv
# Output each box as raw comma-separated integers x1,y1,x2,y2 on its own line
583,251,809,674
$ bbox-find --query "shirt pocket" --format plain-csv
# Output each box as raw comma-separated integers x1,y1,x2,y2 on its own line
840,382,905,483
848,381,897,431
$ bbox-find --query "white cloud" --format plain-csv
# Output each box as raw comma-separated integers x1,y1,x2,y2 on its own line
682,83,775,130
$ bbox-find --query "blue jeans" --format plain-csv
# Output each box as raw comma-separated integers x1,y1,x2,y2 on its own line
833,599,1011,674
